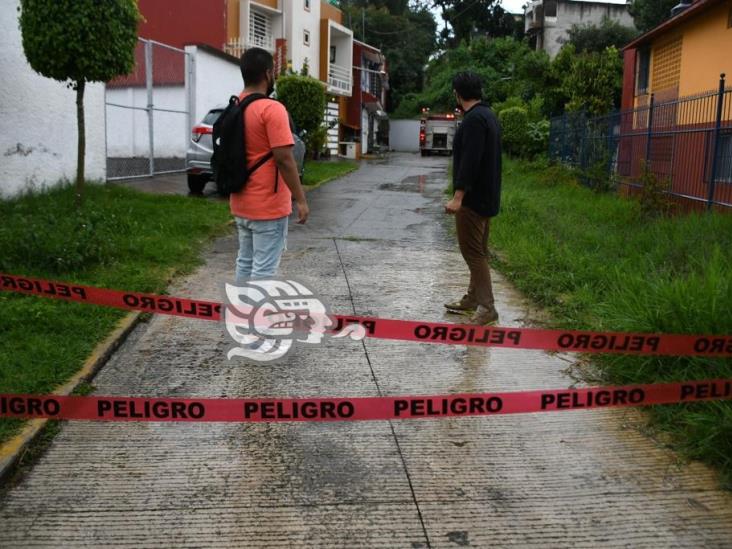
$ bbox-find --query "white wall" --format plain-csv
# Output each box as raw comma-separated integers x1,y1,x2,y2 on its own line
286,0,321,77
389,120,420,152
0,0,106,197
187,45,243,124
106,46,242,160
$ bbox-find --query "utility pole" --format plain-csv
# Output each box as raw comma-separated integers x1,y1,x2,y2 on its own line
362,7,366,41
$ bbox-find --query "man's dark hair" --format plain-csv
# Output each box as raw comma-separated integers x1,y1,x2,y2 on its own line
452,72,483,101
240,47,274,85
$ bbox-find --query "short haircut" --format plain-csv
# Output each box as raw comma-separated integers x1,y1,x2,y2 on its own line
452,72,483,101
240,48,274,85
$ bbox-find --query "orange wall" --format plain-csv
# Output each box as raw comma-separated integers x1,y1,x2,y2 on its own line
227,0,239,42
321,1,343,24
668,0,731,96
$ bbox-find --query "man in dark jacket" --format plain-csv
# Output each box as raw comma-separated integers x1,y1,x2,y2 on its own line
444,72,502,325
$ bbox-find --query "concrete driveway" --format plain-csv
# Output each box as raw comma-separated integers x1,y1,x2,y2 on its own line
2,153,731,547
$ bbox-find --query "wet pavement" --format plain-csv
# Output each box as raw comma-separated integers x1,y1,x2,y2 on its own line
2,153,732,547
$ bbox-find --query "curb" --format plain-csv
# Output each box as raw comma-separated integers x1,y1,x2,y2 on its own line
0,311,142,481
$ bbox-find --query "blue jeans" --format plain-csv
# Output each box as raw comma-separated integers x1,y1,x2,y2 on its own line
235,216,288,282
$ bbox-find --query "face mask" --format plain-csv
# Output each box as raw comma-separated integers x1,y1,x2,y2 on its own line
454,93,464,112
266,74,275,97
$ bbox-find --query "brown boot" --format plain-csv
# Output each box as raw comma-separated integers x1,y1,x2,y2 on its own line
444,294,477,314
468,305,499,325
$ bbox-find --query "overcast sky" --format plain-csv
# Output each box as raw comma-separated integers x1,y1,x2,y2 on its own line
430,0,629,17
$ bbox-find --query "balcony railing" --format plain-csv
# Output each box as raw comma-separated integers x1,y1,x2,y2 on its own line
328,64,352,95
224,32,275,58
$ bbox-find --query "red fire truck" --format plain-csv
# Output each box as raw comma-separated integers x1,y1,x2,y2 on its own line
419,108,460,156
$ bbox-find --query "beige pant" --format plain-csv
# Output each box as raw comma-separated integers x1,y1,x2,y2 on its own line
455,206,495,309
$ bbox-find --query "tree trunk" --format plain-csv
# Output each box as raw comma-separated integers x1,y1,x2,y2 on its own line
75,79,86,208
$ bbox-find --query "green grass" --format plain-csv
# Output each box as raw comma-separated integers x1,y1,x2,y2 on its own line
488,157,732,487
0,182,231,443
303,159,358,189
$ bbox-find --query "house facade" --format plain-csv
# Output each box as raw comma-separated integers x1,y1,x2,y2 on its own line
524,0,634,58
617,0,732,209
342,40,389,157
137,0,357,156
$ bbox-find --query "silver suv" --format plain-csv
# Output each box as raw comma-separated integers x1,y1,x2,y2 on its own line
186,106,306,195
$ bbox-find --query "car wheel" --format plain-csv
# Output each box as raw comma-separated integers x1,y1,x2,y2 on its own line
187,174,206,195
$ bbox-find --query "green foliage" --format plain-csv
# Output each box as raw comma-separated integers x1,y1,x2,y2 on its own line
275,75,326,157
0,182,231,444
638,162,673,218
497,97,549,159
629,0,678,33
302,160,358,188
499,107,529,157
567,16,639,53
398,37,551,117
562,45,624,115
19,0,139,84
339,4,436,111
492,157,732,487
581,156,618,193
433,0,524,47
19,0,140,204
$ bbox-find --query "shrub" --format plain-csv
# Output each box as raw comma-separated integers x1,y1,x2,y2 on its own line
275,75,326,157
499,107,529,157
638,162,672,218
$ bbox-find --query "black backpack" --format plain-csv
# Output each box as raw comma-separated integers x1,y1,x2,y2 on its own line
211,93,272,195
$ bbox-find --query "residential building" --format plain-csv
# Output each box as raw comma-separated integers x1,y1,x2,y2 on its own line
622,0,732,106
137,0,355,157
342,40,389,157
616,0,732,209
524,0,634,58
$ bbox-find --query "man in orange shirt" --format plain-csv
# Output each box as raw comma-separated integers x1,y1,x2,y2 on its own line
231,48,309,282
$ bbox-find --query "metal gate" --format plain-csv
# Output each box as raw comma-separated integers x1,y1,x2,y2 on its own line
105,38,192,181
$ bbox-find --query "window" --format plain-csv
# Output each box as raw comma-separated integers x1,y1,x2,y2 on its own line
249,10,272,50
544,0,557,17
330,46,336,63
714,131,732,183
636,47,650,95
305,0,311,10
303,29,310,46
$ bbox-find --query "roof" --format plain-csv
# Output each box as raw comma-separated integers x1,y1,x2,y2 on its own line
624,0,727,50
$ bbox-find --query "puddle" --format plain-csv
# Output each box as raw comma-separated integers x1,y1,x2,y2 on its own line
380,174,446,194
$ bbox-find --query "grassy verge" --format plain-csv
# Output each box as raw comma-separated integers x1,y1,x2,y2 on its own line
489,157,732,487
303,159,358,189
0,182,231,444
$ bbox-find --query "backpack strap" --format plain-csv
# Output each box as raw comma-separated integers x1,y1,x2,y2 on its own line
239,92,276,177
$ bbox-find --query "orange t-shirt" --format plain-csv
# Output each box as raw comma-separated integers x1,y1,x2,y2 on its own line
229,93,294,220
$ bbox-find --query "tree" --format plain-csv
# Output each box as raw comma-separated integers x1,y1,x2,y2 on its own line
432,0,522,47
567,16,639,53
338,3,437,111
276,75,326,158
561,46,624,115
628,0,678,33
19,0,139,206
395,37,551,117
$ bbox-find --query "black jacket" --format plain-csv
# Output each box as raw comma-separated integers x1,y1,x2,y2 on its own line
452,102,502,217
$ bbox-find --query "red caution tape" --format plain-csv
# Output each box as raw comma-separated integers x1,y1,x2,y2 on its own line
2,272,732,356
1,380,730,423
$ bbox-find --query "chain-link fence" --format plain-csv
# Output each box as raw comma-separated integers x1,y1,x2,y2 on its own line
106,38,191,180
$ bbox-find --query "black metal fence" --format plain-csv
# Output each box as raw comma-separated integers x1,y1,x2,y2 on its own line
549,74,732,210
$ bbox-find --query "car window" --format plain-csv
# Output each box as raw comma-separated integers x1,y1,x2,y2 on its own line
202,110,222,125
